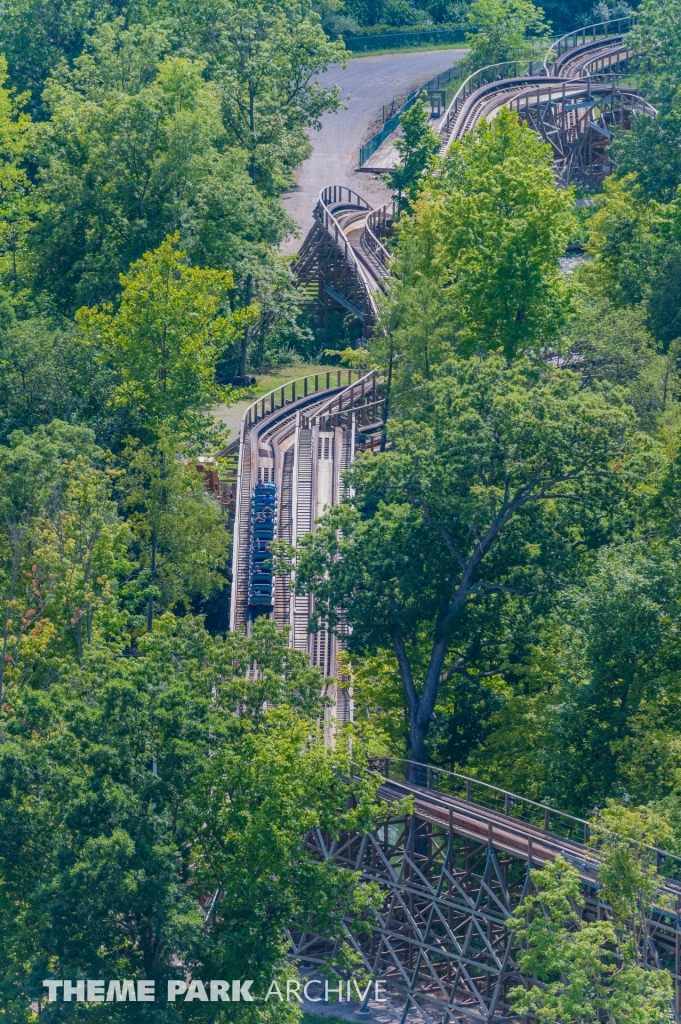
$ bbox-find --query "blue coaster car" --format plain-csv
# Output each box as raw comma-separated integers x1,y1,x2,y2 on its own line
249,481,278,609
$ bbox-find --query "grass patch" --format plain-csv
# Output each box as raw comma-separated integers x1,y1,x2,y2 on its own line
243,364,344,401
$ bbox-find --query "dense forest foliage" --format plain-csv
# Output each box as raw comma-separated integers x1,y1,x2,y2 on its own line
1,0,681,1017
321,0,635,41
306,0,681,832
0,0,384,1014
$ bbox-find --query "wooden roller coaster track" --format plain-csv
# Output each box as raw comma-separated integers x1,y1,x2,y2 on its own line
226,21,672,1016
293,757,681,1023
293,15,655,335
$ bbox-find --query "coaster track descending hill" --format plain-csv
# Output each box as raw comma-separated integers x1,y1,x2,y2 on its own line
231,15,655,707
227,23,677,1017
225,367,387,723
293,15,655,335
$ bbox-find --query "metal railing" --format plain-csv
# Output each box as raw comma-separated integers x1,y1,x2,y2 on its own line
364,200,396,271
346,26,466,54
373,757,681,883
577,45,630,78
439,21,635,150
239,368,364,439
505,75,657,122
545,15,634,68
317,185,378,319
439,58,547,146
304,371,384,430
359,62,463,167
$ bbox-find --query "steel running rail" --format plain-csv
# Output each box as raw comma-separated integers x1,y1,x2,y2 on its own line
227,368,366,633
439,57,547,152
439,17,641,154
364,200,397,275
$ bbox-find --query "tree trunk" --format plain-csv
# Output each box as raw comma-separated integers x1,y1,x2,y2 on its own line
249,87,256,184
408,719,429,782
394,629,451,781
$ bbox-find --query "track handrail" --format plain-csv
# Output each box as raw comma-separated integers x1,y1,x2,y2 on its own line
507,76,656,119
317,185,379,318
237,368,364,445
544,14,634,69
365,201,396,271
440,23,635,151
440,57,546,144
375,756,681,881
304,370,383,429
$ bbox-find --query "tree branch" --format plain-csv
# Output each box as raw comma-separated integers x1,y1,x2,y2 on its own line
391,631,418,716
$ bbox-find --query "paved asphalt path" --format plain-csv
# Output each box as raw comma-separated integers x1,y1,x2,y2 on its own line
281,48,465,253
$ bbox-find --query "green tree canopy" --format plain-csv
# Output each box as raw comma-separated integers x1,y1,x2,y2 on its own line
0,614,383,1021
387,109,574,367
29,27,287,310
464,0,550,69
609,0,681,202
0,318,114,442
579,175,681,351
509,848,672,1024
384,99,440,213
77,235,248,440
294,355,634,766
203,0,348,193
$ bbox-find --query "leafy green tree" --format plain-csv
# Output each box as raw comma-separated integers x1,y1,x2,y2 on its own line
121,432,231,630
611,105,681,205
0,55,33,298
0,420,114,708
561,298,671,430
79,237,249,629
0,0,126,113
294,355,634,767
30,26,287,310
384,99,440,213
464,0,550,70
625,0,681,110
0,318,114,443
580,175,681,351
31,455,131,663
0,614,383,1021
466,518,681,812
609,0,681,202
389,109,574,363
508,851,672,1024
78,235,248,441
164,0,348,193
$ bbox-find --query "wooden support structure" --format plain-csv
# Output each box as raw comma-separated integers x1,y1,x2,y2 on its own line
293,758,681,1023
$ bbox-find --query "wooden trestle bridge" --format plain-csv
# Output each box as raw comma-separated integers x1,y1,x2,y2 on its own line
292,14,656,337
294,758,681,1023
224,16,672,1019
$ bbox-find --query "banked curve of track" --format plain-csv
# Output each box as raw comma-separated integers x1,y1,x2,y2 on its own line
231,17,655,717
303,14,655,316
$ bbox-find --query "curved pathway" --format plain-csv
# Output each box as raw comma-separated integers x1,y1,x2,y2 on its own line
281,48,466,253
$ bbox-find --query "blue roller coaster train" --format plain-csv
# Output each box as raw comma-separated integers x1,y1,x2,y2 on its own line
248,481,277,609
